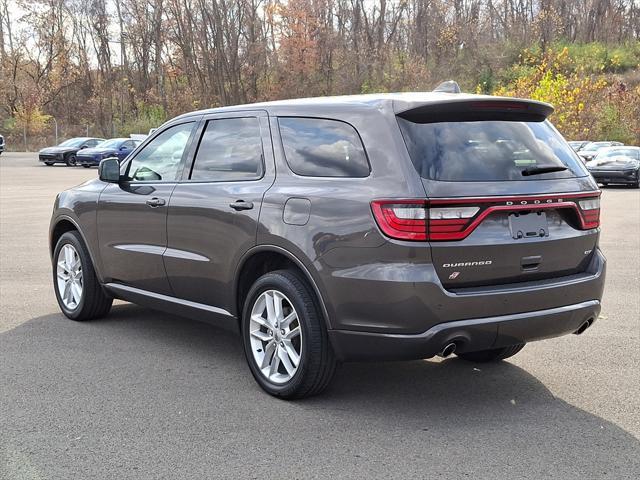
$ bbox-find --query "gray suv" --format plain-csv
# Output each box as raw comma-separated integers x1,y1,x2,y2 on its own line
50,86,606,398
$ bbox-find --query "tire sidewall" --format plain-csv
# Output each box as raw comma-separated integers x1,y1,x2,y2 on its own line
53,232,88,319
241,272,317,397
66,154,76,166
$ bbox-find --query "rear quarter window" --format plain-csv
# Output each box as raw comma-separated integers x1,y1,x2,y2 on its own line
397,118,587,182
278,117,370,177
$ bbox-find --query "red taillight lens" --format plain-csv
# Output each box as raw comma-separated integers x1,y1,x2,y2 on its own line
578,198,600,229
370,200,428,241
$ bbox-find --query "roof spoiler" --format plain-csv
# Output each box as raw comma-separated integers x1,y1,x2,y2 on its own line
397,97,554,123
433,80,462,94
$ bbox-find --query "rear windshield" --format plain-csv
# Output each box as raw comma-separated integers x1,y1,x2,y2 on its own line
397,119,587,182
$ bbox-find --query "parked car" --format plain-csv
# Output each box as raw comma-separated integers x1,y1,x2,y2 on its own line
578,141,624,162
76,138,141,167
0,134,4,155
49,85,606,399
587,146,640,187
39,137,105,166
567,140,590,152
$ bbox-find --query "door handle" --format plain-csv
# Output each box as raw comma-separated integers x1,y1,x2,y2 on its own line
146,197,166,207
229,200,254,211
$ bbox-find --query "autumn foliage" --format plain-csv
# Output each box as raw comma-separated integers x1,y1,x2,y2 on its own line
0,1,639,149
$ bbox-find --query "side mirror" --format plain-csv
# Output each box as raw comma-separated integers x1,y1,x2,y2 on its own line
80,145,88,149
99,157,121,183
120,146,127,151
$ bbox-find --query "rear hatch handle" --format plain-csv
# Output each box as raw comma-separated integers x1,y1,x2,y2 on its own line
521,255,542,272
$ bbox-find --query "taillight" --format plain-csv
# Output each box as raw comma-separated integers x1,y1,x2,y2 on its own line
371,192,601,242
428,206,480,239
370,200,428,241
578,197,600,229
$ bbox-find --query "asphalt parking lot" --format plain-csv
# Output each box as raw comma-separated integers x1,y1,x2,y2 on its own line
1,151,639,479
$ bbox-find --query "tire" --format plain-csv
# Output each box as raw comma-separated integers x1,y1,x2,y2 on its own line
65,154,76,166
82,164,90,168
44,162,53,166
53,231,112,321
456,343,525,363
241,270,337,399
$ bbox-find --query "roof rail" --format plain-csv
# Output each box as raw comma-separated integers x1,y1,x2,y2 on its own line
433,80,462,94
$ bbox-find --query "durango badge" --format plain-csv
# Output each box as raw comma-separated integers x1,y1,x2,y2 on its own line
442,261,493,268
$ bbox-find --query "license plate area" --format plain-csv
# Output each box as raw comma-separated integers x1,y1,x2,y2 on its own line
509,211,549,239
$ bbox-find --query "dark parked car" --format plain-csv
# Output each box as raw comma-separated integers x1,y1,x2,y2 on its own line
49,86,606,398
578,141,624,163
0,134,4,154
568,140,590,152
39,137,105,166
76,138,141,167
587,146,640,187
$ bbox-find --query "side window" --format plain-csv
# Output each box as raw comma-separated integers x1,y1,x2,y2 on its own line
122,140,134,149
190,117,263,181
278,117,370,177
126,122,194,182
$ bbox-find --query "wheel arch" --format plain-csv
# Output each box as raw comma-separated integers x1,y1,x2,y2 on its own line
50,215,104,282
234,245,332,330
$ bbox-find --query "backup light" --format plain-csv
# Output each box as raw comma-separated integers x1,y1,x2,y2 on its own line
429,206,479,220
578,198,600,211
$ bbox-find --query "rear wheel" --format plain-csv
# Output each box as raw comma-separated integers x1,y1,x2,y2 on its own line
44,162,53,166
456,343,525,363
82,164,90,168
65,154,76,166
241,270,337,399
53,231,112,321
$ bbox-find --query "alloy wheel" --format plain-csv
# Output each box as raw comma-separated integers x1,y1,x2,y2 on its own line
248,290,302,384
56,244,83,310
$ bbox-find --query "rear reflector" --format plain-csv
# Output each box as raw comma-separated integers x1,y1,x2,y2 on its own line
371,192,601,241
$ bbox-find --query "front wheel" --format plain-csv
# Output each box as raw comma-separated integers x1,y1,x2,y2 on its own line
456,343,525,363
242,270,337,399
65,154,76,166
53,231,112,320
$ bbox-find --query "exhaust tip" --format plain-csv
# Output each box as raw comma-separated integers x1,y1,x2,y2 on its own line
438,342,457,358
574,318,594,335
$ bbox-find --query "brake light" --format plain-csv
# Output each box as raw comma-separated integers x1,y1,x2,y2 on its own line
471,101,528,110
371,192,600,242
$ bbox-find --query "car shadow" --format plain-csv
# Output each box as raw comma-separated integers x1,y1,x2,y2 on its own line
2,304,639,478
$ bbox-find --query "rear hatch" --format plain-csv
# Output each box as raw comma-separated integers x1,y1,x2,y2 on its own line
392,99,601,289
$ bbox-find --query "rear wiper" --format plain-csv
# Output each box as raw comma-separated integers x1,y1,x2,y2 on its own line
521,166,568,176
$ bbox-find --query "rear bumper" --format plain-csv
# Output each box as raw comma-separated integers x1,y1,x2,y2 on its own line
329,299,601,361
